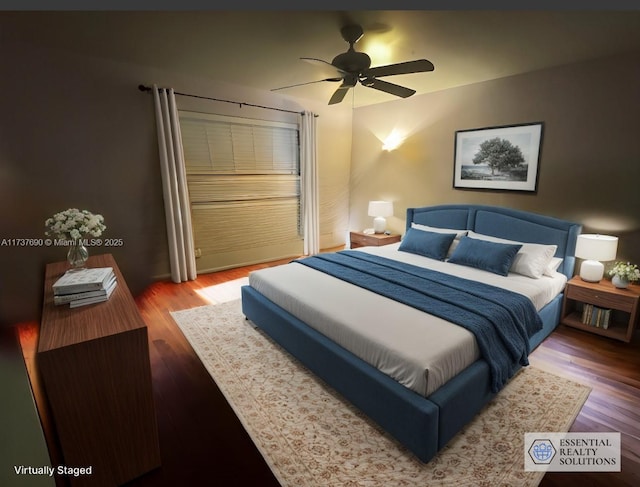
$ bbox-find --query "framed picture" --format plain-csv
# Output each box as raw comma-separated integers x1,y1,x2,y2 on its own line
453,122,544,192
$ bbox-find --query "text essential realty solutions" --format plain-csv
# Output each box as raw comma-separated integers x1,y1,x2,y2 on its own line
559,437,615,459
525,432,621,472
14,465,93,477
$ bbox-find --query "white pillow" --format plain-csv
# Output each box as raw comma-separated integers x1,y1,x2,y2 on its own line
411,223,468,256
411,223,467,239
544,257,563,277
467,230,558,279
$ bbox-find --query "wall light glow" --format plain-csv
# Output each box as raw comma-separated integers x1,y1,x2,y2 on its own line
579,214,637,233
382,130,406,151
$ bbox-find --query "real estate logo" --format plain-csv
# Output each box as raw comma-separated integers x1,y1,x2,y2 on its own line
528,439,556,464
524,432,620,472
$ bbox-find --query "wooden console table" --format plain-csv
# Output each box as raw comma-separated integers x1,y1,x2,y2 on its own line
37,254,161,486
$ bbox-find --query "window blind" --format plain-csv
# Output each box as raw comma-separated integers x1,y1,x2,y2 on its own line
179,111,302,272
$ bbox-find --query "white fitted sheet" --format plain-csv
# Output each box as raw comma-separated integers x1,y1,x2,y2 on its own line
248,243,566,397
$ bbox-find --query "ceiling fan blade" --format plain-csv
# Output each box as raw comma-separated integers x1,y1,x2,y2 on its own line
301,57,347,78
361,78,416,98
328,84,351,105
271,78,341,92
364,59,435,78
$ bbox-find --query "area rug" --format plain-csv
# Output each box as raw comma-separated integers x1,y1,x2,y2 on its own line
171,300,591,487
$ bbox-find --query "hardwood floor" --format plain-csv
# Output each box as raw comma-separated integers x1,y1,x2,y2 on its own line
126,260,291,487
16,258,640,487
533,325,640,487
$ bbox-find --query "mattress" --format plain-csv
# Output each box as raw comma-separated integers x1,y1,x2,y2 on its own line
248,243,566,397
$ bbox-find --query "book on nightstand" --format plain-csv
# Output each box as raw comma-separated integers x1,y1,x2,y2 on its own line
52,267,118,307
52,267,114,295
68,278,118,308
581,303,611,329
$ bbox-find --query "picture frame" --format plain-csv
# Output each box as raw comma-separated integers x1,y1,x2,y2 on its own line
453,122,544,192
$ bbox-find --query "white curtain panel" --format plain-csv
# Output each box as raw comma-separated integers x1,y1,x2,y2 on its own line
300,111,320,255
152,85,197,282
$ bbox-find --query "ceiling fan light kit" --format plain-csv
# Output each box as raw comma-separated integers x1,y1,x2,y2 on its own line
272,23,435,105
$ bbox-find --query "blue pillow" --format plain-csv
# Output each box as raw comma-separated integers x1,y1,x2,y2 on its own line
398,228,457,261
448,236,522,276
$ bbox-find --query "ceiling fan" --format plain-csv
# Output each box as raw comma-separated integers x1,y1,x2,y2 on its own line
272,24,435,105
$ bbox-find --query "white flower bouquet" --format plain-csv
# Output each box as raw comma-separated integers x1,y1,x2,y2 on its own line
45,208,106,242
608,261,640,282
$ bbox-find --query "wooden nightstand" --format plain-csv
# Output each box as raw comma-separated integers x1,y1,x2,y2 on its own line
561,276,639,342
350,231,401,249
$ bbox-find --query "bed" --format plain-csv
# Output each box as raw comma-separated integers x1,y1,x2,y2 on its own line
241,204,581,462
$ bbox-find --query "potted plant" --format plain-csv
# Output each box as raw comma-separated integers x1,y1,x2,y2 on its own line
608,261,640,289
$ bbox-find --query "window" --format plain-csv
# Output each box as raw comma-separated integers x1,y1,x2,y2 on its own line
179,111,302,272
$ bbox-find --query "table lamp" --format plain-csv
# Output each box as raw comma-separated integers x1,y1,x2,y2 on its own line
368,201,393,234
575,234,618,282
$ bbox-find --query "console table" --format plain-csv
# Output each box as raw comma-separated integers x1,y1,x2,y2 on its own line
38,254,161,486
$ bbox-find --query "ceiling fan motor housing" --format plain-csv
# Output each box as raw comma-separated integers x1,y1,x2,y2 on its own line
332,50,371,74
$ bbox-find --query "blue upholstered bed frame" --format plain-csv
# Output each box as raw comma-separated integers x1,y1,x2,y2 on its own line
241,205,581,462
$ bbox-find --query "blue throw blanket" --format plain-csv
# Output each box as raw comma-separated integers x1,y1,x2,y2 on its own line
295,250,542,393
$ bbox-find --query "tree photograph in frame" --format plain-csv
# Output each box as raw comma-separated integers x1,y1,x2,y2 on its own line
453,122,544,192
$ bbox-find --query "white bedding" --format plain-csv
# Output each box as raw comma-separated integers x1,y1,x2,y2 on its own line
248,243,566,397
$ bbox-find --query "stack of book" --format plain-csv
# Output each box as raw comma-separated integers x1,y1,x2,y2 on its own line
53,267,117,308
581,303,611,329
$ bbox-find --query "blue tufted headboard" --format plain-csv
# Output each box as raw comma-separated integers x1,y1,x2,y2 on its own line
406,204,582,279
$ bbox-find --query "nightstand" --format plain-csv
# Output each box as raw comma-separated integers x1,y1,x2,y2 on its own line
560,276,639,342
350,231,401,249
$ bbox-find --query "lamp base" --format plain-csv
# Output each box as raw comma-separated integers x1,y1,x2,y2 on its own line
579,260,604,282
373,216,386,234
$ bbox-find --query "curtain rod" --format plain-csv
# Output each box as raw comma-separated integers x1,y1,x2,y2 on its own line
138,84,316,116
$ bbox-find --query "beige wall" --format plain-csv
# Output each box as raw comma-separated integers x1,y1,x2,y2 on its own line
0,41,352,325
3,40,637,326
350,51,640,267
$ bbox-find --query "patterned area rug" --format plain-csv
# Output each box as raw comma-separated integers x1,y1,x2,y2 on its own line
171,299,590,487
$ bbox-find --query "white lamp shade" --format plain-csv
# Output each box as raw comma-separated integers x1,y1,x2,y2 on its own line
575,234,618,261
575,234,618,282
368,201,393,217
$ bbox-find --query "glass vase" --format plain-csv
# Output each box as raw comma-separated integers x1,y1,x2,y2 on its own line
67,240,89,269
611,274,629,289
